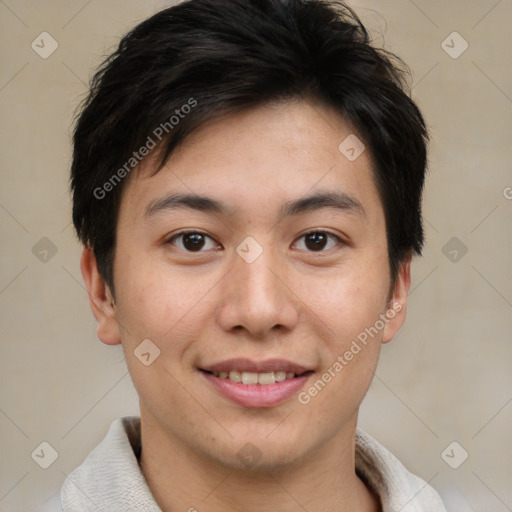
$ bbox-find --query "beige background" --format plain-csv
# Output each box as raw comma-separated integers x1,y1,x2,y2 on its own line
1,0,511,510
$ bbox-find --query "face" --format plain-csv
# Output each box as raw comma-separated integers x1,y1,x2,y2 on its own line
83,100,410,470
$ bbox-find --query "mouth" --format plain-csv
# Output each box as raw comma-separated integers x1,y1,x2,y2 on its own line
199,359,314,407
202,369,304,385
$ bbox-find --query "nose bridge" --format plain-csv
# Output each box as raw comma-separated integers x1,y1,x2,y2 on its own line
217,239,298,336
239,255,278,306
236,241,282,311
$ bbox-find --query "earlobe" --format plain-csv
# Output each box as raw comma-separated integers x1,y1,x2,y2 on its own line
80,247,121,346
382,258,411,344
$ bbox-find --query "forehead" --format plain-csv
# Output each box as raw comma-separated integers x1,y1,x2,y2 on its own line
119,100,382,224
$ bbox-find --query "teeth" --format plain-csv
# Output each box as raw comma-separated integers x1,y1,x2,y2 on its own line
228,371,241,383
241,372,259,385
275,371,287,382
211,370,297,385
258,372,275,385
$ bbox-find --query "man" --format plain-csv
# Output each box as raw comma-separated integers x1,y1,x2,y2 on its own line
48,0,447,510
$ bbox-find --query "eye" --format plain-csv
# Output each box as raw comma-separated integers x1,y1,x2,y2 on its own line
293,231,342,252
167,231,221,252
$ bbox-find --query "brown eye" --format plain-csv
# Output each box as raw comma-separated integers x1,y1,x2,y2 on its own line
305,232,328,251
182,233,206,251
294,231,341,252
168,231,220,252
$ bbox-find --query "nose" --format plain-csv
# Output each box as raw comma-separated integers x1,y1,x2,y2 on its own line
216,245,299,339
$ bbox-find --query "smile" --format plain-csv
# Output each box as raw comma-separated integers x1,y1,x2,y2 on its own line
200,359,314,407
209,370,298,385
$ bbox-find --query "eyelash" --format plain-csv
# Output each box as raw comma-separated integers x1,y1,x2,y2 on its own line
166,230,344,253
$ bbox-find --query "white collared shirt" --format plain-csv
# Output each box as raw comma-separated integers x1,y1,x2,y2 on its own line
43,416,447,511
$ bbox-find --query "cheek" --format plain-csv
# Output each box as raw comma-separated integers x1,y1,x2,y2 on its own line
305,261,390,350
296,255,391,417
115,258,211,414
114,254,223,360
297,270,388,428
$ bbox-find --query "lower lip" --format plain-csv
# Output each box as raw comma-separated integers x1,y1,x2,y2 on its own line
201,371,312,408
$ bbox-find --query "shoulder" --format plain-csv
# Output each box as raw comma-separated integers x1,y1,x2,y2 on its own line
58,416,161,511
39,491,63,512
355,429,447,512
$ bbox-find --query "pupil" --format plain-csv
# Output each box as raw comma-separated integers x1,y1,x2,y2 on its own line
184,233,205,251
305,232,327,251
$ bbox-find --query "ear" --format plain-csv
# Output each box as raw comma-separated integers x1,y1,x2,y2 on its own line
80,247,121,346
382,257,411,344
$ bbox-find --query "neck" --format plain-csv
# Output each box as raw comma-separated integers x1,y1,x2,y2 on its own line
138,407,380,512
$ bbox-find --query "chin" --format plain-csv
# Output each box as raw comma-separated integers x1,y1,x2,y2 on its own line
217,425,314,471
214,444,307,473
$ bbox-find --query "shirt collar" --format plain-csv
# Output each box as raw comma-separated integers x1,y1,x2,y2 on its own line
61,416,445,512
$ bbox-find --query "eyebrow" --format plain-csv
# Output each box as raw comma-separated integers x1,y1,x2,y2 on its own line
280,191,365,218
144,191,365,219
145,193,230,217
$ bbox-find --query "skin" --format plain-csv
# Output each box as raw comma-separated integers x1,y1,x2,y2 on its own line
81,99,411,512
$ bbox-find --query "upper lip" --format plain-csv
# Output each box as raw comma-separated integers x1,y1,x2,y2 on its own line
200,358,311,375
